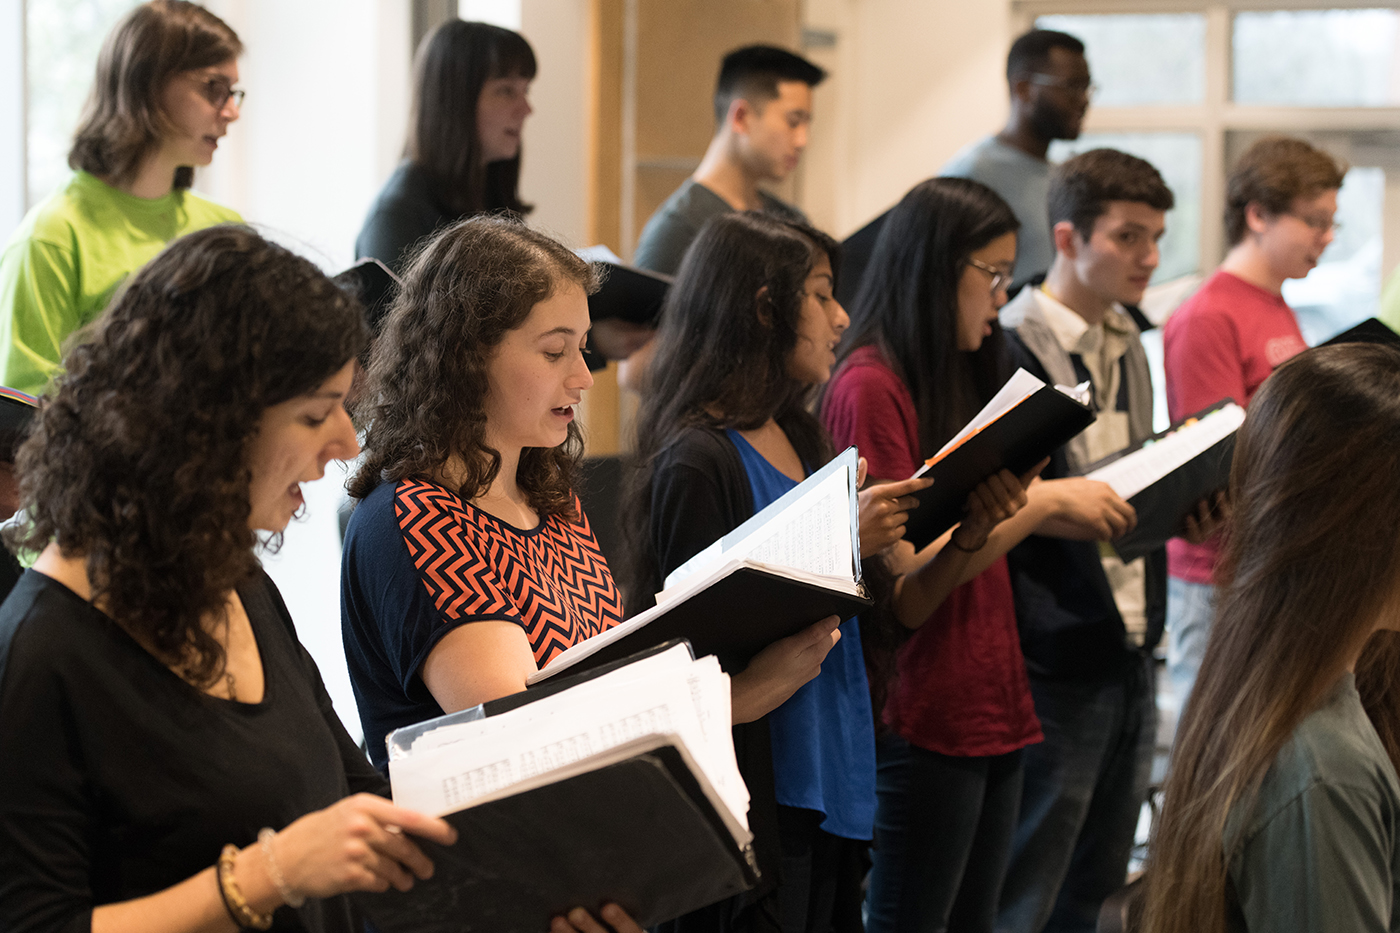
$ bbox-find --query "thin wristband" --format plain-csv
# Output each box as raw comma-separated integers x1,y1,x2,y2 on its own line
259,827,306,909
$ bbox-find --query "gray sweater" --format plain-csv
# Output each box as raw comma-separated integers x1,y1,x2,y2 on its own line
1225,673,1400,932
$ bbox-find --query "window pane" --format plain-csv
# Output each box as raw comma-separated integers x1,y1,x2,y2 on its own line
26,0,140,207
1049,132,1202,284
1234,10,1400,107
1281,166,1384,343
1035,14,1205,106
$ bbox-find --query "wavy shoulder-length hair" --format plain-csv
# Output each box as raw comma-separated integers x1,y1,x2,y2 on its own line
407,19,536,218
349,216,597,514
832,177,1018,458
1143,342,1400,933
619,211,838,605
12,225,368,687
69,0,242,191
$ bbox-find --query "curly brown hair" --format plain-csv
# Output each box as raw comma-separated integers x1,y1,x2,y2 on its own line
349,216,598,515
12,225,368,687
70,0,243,191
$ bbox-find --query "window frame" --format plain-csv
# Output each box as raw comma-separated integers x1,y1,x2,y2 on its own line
1014,0,1400,275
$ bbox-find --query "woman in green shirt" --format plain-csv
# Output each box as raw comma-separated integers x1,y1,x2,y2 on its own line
0,0,244,396
1142,342,1400,933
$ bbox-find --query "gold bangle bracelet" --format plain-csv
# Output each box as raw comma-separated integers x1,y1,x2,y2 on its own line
217,844,274,930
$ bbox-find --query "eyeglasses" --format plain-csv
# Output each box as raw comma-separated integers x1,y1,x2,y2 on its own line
193,75,245,110
1286,212,1342,236
967,258,1012,296
1027,73,1097,99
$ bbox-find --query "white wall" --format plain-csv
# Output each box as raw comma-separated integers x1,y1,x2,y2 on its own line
0,0,24,235
802,0,1015,238
519,0,590,247
200,0,412,270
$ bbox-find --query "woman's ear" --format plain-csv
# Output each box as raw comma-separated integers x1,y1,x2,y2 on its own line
754,285,773,328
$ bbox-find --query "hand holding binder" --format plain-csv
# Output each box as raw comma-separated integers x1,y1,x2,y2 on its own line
360,643,759,932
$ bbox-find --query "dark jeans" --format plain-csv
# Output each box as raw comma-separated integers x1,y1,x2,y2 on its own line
657,806,867,933
865,736,1025,933
995,656,1156,933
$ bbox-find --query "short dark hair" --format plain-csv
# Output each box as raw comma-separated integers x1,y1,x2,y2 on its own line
408,20,537,217
70,0,242,191
1006,28,1085,83
14,225,368,688
1049,148,1175,240
1225,136,1347,245
713,44,826,125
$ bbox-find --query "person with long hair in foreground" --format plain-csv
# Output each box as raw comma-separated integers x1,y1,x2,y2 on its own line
0,224,639,933
1142,342,1400,933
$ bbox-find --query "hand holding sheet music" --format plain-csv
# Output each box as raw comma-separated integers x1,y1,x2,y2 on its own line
529,449,871,684
902,368,1097,549
1081,401,1243,561
360,643,759,933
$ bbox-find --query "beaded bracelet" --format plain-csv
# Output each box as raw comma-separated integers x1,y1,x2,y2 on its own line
258,828,306,908
217,844,274,930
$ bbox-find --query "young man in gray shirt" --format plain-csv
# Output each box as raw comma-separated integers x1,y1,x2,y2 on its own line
632,45,824,275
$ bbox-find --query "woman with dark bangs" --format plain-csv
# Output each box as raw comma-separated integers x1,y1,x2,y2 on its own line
355,20,536,275
0,0,244,396
821,177,1137,933
1142,343,1400,933
620,211,1032,933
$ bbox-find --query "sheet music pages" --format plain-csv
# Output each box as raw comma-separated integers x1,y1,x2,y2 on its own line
663,458,855,592
1086,403,1245,500
916,368,1047,473
389,653,749,834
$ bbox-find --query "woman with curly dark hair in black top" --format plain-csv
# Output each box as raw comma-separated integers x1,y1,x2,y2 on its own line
0,224,641,933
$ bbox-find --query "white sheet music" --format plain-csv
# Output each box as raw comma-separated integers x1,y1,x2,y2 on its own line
389,653,749,831
919,368,1046,470
1086,403,1245,500
664,460,853,591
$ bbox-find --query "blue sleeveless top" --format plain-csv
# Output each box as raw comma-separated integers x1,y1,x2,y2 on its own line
726,430,877,840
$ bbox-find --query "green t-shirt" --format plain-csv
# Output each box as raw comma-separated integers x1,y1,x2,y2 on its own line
0,171,242,395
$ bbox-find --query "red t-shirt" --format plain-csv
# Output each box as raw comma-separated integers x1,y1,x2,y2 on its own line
823,346,1042,757
1162,271,1307,583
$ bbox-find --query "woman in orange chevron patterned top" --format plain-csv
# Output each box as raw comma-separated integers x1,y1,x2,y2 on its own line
341,215,837,773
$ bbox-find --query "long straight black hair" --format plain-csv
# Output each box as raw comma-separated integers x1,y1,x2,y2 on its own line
620,212,838,604
407,20,535,217
833,177,1019,457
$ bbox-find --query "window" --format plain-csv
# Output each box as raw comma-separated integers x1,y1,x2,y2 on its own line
1025,2,1400,344
1234,9,1400,106
26,0,140,206
1036,14,1206,106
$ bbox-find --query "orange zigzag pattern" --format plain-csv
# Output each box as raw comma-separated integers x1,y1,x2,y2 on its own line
395,479,624,665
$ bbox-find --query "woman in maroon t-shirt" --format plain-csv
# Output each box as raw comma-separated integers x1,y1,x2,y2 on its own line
821,177,1136,933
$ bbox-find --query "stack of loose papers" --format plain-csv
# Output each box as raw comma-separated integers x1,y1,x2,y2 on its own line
360,643,758,932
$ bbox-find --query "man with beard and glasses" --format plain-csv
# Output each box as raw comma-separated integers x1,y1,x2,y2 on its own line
942,30,1092,290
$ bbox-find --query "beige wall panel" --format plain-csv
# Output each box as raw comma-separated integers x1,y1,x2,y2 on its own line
634,0,802,160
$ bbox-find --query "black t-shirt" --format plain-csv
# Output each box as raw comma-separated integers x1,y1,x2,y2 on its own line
0,569,388,933
355,161,456,276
